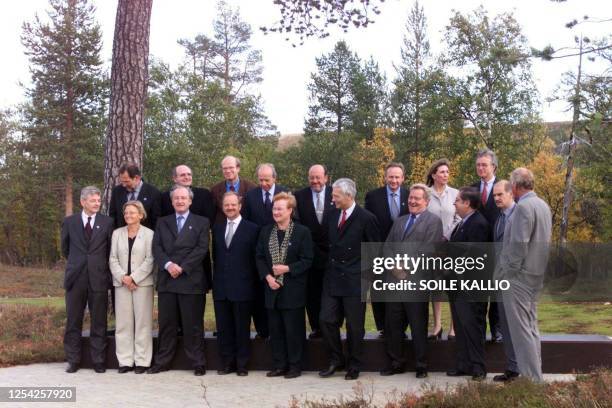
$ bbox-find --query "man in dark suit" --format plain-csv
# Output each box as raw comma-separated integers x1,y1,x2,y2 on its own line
61,186,113,373
293,164,335,339
471,149,502,343
148,185,209,376
212,192,260,376
319,178,381,381
364,162,409,337
381,184,444,379
446,186,491,381
243,163,288,339
109,163,161,230
210,155,257,225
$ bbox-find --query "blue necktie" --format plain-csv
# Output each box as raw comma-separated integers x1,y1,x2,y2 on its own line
402,214,416,239
177,215,184,233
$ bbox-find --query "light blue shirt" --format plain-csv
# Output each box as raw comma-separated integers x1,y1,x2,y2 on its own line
262,185,276,203
225,178,241,192
386,185,401,215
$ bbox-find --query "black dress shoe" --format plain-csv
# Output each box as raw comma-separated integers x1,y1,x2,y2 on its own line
217,366,236,375
118,366,133,374
194,366,206,376
255,333,269,340
284,369,301,379
65,363,79,373
319,364,345,378
472,372,487,381
308,330,322,339
380,366,404,376
378,330,385,339
416,368,428,378
493,370,519,382
93,364,106,373
266,368,287,377
446,369,470,377
134,366,148,374
344,369,359,380
492,333,503,343
447,334,456,341
236,368,248,376
428,327,443,341
146,365,169,374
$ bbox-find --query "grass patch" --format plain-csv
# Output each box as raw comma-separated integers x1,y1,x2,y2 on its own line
0,263,64,298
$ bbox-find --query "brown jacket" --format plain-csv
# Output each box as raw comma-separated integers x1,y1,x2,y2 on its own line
210,178,257,225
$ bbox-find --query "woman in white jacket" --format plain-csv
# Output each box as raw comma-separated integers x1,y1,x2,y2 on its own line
109,200,155,373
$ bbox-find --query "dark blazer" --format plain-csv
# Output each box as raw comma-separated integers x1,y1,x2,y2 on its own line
153,213,210,294
61,213,114,291
450,211,491,243
109,181,161,230
161,186,215,221
244,185,289,227
326,205,381,297
293,185,335,269
256,223,314,309
471,179,500,228
210,178,257,225
364,186,409,240
212,219,260,302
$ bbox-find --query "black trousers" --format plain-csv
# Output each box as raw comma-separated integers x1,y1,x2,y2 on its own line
372,301,386,332
487,300,500,336
384,301,429,369
154,292,206,368
319,291,366,370
306,265,324,332
64,271,107,365
214,299,252,369
268,307,305,371
252,281,269,337
449,299,487,375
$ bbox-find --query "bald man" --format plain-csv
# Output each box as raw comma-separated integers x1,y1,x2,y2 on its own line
210,156,257,225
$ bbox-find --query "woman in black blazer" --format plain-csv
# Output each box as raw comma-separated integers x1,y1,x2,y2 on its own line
256,192,313,379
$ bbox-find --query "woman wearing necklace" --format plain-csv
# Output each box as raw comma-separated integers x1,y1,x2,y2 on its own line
109,200,155,374
256,192,313,379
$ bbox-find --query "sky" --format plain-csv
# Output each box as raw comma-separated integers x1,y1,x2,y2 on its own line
1,0,611,135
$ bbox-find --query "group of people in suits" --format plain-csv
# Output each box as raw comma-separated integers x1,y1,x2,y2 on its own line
61,150,552,383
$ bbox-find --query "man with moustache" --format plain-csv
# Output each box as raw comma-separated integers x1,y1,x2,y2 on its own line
210,155,257,225
293,164,335,339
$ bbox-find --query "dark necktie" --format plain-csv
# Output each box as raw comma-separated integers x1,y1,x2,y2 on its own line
338,210,347,230
496,212,506,241
402,214,416,239
481,183,488,205
229,184,235,192
264,191,272,211
84,216,93,240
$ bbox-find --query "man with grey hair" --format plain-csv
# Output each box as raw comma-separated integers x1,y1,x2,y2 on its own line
496,168,552,382
61,186,114,373
210,155,256,225
472,149,502,343
319,178,381,380
244,163,288,339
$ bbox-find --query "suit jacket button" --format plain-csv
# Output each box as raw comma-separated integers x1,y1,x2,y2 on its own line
348,247,351,250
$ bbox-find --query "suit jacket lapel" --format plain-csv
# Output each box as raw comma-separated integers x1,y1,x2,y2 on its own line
403,212,425,240
338,206,357,238
226,220,244,249
400,188,408,216
176,213,192,239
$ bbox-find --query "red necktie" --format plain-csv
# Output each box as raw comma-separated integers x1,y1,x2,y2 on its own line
338,210,347,230
481,183,488,205
229,185,235,192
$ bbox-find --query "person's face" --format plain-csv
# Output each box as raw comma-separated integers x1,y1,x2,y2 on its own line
119,171,141,191
432,165,450,186
222,195,241,220
476,156,495,181
173,165,193,187
272,199,292,224
258,167,276,191
332,187,352,210
454,195,471,218
80,194,101,215
493,184,514,210
221,158,239,182
172,187,192,214
308,166,328,192
123,204,143,226
408,188,428,215
385,167,405,192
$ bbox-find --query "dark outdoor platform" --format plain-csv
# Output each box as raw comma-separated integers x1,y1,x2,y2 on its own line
79,331,612,373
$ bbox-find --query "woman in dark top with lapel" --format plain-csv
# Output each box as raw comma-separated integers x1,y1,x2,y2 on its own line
256,192,313,379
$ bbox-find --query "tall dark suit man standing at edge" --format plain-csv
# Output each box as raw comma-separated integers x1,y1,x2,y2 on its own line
244,163,288,339
365,162,409,337
212,192,260,376
109,163,161,230
471,149,502,342
293,164,335,339
447,187,491,381
148,185,209,376
210,155,256,225
496,168,552,383
381,184,444,379
319,178,381,381
62,186,113,373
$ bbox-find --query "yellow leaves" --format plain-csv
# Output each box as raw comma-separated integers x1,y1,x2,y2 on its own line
354,127,395,187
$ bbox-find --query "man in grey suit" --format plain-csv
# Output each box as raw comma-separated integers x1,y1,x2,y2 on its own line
495,168,552,382
380,184,444,378
61,186,114,373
